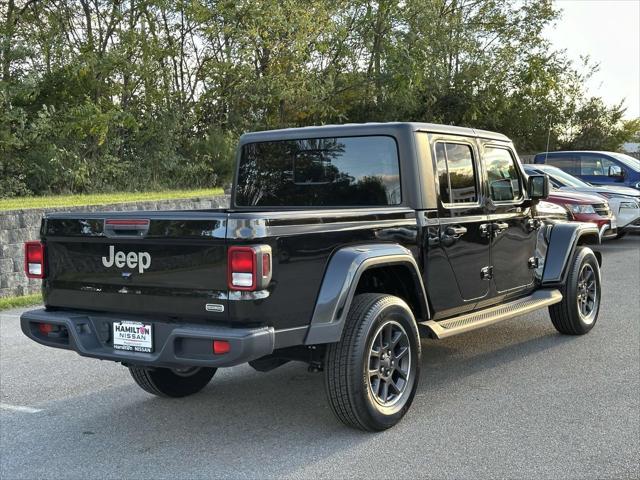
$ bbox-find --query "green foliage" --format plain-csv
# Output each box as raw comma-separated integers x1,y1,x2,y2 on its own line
0,188,223,211
0,0,637,198
0,293,42,311
560,98,640,151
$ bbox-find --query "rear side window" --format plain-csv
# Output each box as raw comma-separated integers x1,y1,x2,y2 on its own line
546,156,579,175
434,142,478,204
484,147,523,201
235,136,401,207
579,155,617,176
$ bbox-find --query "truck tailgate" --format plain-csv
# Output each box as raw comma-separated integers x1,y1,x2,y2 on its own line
41,211,229,320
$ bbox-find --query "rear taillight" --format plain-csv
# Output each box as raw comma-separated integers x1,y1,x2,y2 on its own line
229,247,256,289
227,245,272,291
24,241,45,279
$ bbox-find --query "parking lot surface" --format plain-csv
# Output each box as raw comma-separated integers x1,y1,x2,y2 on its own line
1,236,639,479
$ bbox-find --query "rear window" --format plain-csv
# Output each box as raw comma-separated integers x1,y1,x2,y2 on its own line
434,142,478,204
235,136,401,207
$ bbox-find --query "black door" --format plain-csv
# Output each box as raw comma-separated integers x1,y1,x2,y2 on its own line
426,137,491,316
481,143,538,293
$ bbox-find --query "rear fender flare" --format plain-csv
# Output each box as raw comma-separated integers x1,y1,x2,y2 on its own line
304,244,428,345
542,222,601,285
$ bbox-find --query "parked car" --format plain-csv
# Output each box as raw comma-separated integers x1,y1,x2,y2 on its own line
524,164,640,238
535,199,572,224
20,122,604,431
533,150,640,191
541,189,617,240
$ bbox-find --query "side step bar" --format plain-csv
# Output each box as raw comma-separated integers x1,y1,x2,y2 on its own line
423,289,563,339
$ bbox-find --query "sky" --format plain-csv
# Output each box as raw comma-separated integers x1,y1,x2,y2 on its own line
546,0,640,119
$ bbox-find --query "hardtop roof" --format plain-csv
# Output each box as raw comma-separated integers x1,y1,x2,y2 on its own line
239,122,511,144
536,150,620,155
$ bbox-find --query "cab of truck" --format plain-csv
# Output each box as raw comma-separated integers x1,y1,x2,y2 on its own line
534,151,640,191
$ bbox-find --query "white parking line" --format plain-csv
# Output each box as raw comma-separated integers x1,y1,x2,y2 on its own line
0,403,42,413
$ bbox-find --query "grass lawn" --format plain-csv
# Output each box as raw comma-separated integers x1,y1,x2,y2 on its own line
0,293,43,311
0,188,224,212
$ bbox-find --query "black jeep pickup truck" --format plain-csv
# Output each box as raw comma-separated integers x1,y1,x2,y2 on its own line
21,122,603,431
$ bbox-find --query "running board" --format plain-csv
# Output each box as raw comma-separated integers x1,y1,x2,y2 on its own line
423,289,563,339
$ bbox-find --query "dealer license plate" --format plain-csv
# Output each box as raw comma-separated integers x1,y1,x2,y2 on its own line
113,321,153,353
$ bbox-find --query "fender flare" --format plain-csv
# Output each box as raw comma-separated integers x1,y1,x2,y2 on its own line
541,222,601,285
304,244,429,345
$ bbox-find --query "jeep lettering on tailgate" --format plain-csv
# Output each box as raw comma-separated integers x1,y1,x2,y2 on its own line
102,245,151,273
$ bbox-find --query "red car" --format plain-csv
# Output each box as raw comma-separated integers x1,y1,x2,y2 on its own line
544,189,617,240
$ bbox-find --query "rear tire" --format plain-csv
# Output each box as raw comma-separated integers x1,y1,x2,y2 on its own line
549,246,601,335
129,366,216,397
324,293,421,431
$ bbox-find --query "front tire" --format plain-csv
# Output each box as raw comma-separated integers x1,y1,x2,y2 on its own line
324,293,421,431
549,246,601,335
129,366,216,397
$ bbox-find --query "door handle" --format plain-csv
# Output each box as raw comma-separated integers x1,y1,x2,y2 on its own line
445,226,467,237
491,222,509,230
492,222,509,233
440,225,467,245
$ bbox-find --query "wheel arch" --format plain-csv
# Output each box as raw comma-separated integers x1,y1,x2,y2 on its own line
304,244,428,345
542,222,602,286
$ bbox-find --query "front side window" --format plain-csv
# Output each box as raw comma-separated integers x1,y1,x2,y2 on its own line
434,142,478,204
235,136,401,207
484,147,523,202
609,152,640,170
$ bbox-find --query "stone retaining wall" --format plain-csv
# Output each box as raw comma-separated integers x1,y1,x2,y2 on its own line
0,195,230,298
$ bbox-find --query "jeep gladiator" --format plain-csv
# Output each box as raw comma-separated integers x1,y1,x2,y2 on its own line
21,123,603,431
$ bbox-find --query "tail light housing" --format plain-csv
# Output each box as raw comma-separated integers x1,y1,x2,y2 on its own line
227,245,272,291
24,241,46,279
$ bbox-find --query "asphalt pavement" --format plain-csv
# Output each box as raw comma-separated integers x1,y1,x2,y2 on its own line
1,236,639,479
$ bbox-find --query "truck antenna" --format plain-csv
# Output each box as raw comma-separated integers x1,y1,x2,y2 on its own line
544,116,552,163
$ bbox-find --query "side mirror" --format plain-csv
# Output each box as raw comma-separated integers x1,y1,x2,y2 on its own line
528,174,549,201
608,164,623,178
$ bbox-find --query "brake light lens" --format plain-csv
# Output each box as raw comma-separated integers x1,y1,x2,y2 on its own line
105,219,150,226
227,245,272,291
24,241,45,279
231,249,255,273
213,340,231,355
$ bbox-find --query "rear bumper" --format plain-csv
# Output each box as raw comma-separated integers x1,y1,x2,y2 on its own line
20,309,277,369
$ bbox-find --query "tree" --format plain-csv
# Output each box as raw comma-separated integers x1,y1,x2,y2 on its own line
0,0,637,197
560,97,640,151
